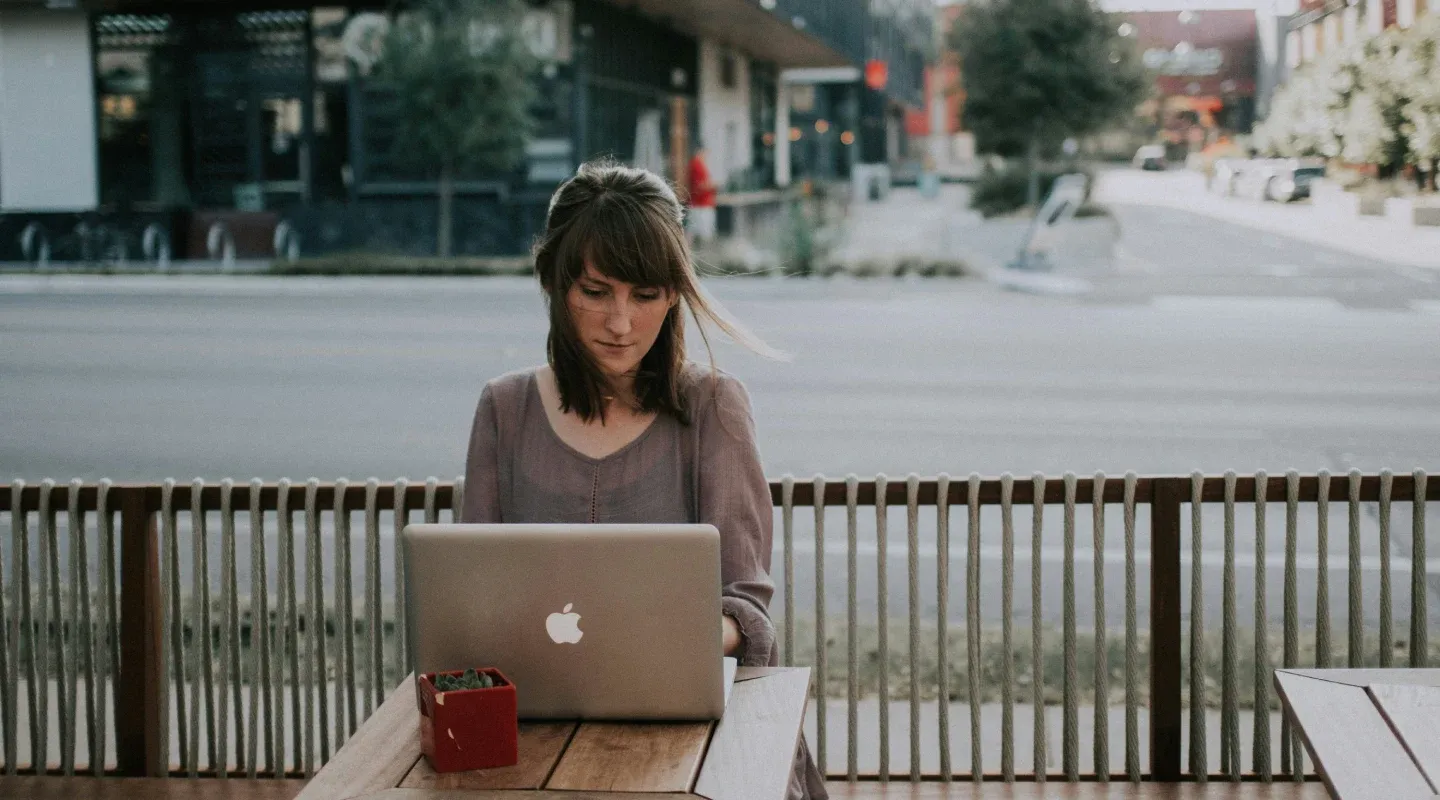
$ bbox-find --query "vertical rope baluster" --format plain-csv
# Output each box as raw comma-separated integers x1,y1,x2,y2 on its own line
333,478,353,745
344,480,358,738
189,479,215,775
875,474,889,782
251,479,276,777
305,478,326,771
935,474,951,783
17,480,38,775
1252,471,1271,780
99,481,117,774
1348,469,1363,669
277,479,295,778
423,478,438,526
217,480,233,776
47,482,68,774
1031,473,1046,782
1316,470,1331,669
845,475,860,782
966,473,982,782
393,478,410,683
154,480,169,776
1221,471,1238,781
1188,471,1207,781
1,484,15,775
781,476,794,667
1412,470,1428,667
246,481,262,777
905,475,920,782
1122,473,1140,783
6,481,26,776
65,479,86,775
999,474,1015,782
159,481,182,775
451,477,463,525
364,479,381,719
812,475,828,777
1282,471,1302,781
0,500,7,772
1061,472,1077,782
36,480,55,774
230,480,247,774
1092,472,1108,782
1378,471,1393,668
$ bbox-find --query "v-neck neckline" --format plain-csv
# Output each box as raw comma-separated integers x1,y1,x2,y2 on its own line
529,370,662,465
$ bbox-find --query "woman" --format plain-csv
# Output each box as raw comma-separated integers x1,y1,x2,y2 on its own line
460,160,826,800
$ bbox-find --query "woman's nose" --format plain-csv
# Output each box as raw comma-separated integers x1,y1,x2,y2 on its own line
605,306,633,336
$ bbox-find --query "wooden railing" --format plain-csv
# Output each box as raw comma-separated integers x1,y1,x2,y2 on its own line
1,471,1434,781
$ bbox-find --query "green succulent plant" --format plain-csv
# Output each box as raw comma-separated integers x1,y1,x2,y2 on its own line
434,668,494,691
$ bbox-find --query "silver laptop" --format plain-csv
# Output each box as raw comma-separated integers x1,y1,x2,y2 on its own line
403,523,737,721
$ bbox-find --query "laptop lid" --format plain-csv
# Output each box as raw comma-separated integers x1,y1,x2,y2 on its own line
403,523,729,721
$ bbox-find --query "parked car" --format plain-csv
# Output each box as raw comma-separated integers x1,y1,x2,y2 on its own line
1133,145,1167,171
1232,158,1326,202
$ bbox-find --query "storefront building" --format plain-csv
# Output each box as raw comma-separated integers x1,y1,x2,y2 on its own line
0,0,923,260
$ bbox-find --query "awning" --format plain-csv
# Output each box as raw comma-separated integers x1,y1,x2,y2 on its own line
595,0,854,68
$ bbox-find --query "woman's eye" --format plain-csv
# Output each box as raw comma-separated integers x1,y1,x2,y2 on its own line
580,287,606,298
636,291,662,302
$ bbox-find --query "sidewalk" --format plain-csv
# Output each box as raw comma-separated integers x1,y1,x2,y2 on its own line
1094,169,1440,271
830,184,1119,277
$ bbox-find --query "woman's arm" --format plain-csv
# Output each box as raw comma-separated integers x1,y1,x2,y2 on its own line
697,374,777,667
460,384,502,524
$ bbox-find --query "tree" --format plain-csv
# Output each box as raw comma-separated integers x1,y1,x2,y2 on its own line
1260,18,1440,187
1399,17,1440,189
949,0,1149,206
370,0,537,257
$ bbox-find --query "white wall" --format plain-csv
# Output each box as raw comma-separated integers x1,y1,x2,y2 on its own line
696,39,752,191
0,10,98,212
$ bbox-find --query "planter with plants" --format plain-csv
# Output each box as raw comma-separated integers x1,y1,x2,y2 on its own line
416,667,518,773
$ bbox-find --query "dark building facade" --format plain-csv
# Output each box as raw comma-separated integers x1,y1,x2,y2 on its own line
0,0,926,259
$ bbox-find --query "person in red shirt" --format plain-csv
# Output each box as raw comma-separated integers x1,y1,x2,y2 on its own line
686,144,718,245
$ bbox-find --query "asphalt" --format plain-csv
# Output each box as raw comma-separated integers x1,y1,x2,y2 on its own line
3,180,1438,630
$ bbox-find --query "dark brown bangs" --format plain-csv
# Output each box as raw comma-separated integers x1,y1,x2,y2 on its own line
554,189,686,291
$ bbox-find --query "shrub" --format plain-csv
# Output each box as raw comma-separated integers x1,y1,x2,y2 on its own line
970,164,1098,218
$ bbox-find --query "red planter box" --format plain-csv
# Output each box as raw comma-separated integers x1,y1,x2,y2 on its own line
416,668,519,773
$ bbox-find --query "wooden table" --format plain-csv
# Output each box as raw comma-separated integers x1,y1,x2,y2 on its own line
294,666,811,800
1274,668,1440,800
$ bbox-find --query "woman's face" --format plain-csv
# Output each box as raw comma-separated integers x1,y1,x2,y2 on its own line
565,261,674,382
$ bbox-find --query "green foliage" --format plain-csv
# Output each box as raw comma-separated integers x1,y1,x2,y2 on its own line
969,163,1097,217
1258,16,1440,180
435,668,495,691
370,0,538,179
949,0,1150,157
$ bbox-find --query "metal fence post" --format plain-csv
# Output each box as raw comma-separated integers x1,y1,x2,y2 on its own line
118,487,165,776
1149,478,1184,780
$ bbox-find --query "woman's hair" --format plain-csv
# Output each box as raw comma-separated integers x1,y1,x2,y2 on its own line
532,159,774,424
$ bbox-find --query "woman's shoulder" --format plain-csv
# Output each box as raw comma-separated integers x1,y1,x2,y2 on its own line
679,362,754,423
480,365,542,409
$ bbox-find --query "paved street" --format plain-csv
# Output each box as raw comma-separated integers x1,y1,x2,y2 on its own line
3,174,1438,631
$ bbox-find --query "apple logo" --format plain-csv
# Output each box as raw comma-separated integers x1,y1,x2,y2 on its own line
546,603,583,644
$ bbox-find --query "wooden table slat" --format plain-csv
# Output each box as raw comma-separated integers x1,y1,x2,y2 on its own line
544,721,713,793
359,791,695,800
399,722,576,791
1370,683,1440,792
1275,670,1433,800
1284,669,1440,689
693,667,812,800
293,677,422,800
